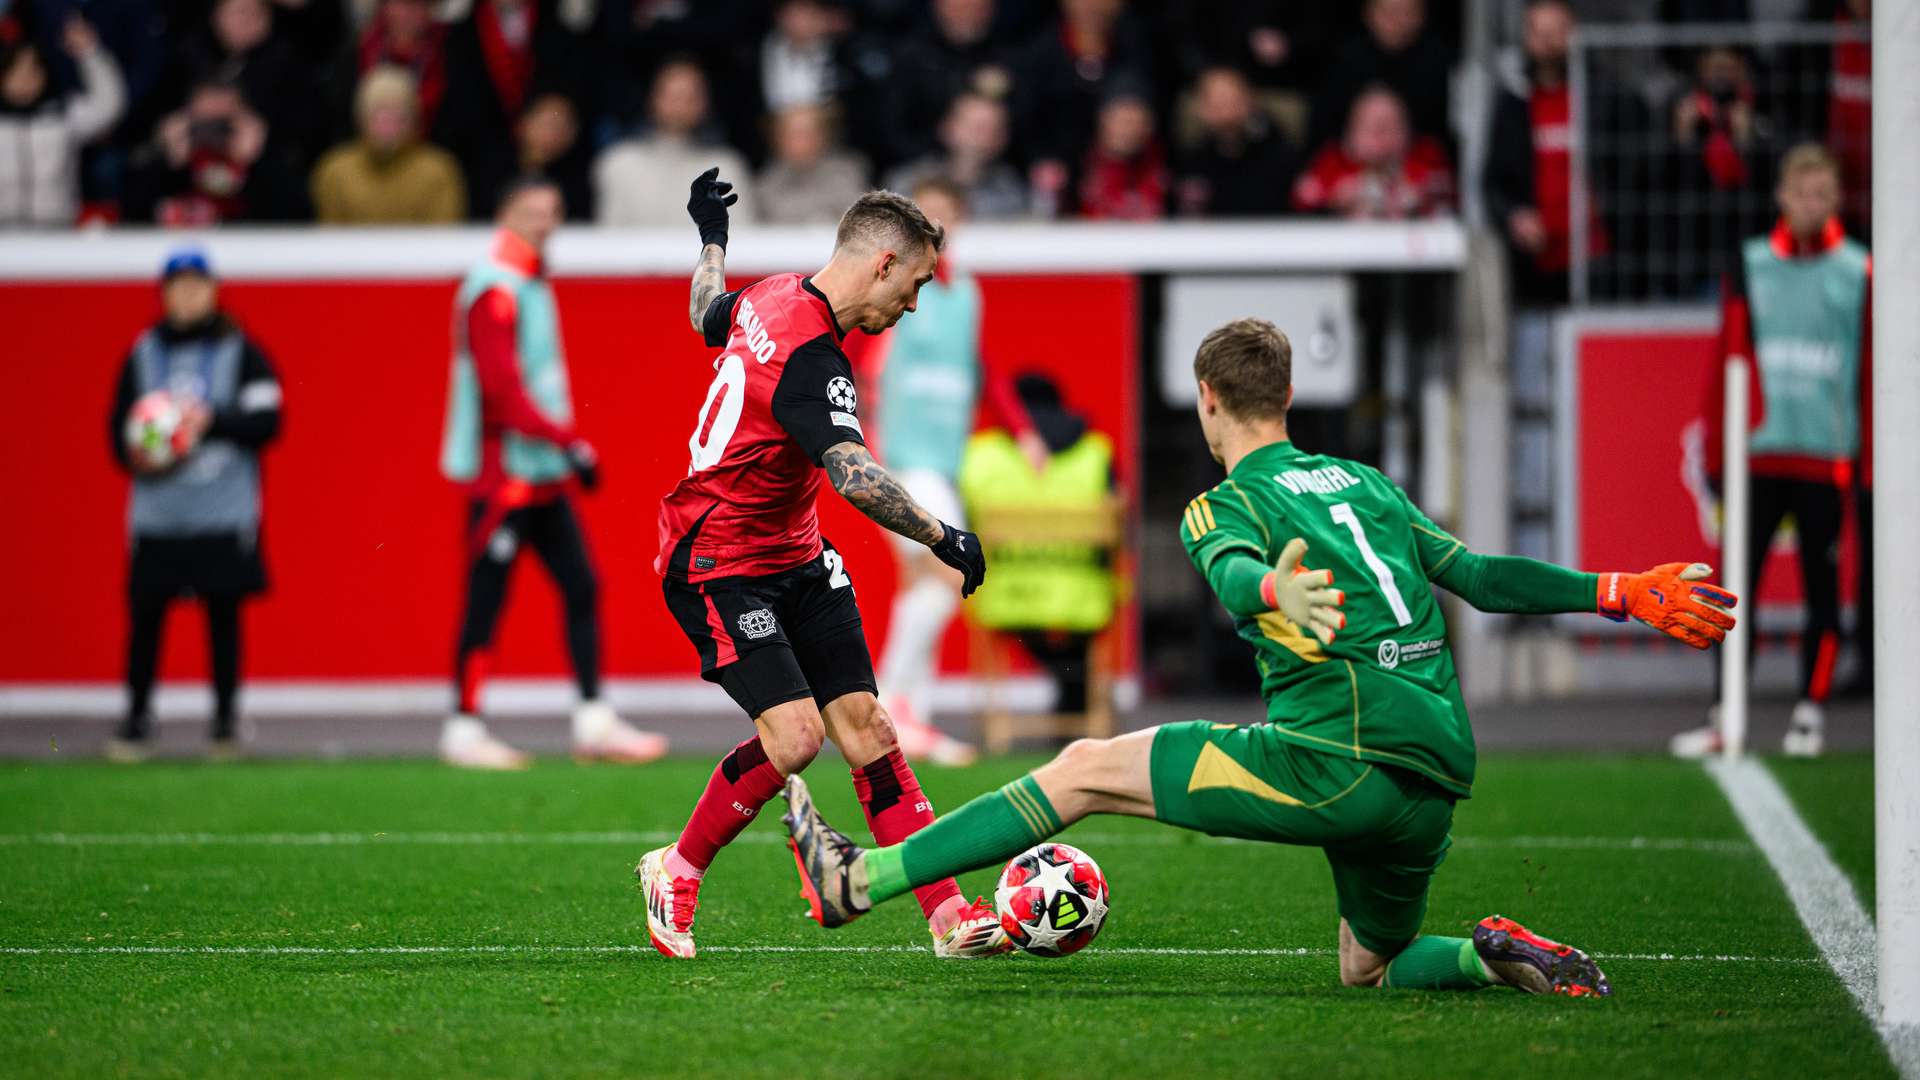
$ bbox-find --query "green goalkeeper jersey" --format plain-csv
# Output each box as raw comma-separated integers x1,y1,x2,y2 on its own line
1180,440,1599,798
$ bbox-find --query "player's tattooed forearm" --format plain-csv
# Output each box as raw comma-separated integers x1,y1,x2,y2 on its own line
823,443,943,546
688,243,727,333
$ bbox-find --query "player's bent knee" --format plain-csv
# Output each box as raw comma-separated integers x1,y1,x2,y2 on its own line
821,692,898,761
1337,922,1389,987
1339,957,1386,988
758,701,826,773
1049,737,1127,787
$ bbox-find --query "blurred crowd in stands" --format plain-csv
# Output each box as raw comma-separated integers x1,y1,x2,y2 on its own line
0,0,1870,247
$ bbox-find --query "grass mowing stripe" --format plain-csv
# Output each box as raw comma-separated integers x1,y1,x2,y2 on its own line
3,754,1887,1078
1707,757,1908,1076
0,944,1823,963
0,830,1757,852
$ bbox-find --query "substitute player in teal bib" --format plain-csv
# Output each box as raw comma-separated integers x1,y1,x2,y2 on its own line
782,317,1739,996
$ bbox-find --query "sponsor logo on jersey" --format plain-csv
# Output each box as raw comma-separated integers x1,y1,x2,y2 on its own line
1756,338,1844,382
1377,637,1445,670
733,296,779,364
826,376,857,411
737,609,779,639
1273,465,1362,497
830,410,863,434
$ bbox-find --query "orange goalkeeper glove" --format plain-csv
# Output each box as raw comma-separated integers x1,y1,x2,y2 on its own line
1596,562,1738,649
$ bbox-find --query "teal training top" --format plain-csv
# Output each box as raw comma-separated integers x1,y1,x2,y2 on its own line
876,270,981,476
440,258,574,485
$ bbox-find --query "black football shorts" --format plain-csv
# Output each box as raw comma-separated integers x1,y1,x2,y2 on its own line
662,542,877,719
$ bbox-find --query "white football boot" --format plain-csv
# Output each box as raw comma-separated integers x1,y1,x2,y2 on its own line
570,701,669,764
103,737,150,764
636,846,700,958
932,897,1012,958
438,715,531,770
1782,700,1826,758
888,700,978,767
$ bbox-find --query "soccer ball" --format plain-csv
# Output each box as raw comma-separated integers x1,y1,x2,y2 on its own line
994,842,1110,957
124,390,191,469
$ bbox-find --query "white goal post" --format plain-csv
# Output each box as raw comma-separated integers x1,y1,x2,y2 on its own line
1718,358,1751,760
1875,0,1920,1032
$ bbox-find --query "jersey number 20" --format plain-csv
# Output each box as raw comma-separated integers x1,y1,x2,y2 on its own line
1329,503,1413,627
688,355,746,472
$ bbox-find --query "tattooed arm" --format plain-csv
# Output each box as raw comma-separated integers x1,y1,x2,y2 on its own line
688,243,726,335
821,441,944,545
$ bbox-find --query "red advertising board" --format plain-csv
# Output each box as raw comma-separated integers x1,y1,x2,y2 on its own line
1563,310,1858,618
0,274,1137,684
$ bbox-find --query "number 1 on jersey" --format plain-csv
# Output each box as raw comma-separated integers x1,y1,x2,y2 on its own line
1329,502,1412,627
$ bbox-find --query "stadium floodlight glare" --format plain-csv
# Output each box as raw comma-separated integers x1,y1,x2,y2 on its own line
1875,1,1920,1032
1717,359,1750,761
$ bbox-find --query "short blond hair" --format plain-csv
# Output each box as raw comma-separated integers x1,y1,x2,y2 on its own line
1779,142,1841,185
835,190,944,256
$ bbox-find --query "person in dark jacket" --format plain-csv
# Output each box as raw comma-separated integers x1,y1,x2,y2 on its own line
1309,0,1453,154
881,0,1018,168
1481,0,1644,304
105,249,282,762
432,0,586,220
1175,66,1300,218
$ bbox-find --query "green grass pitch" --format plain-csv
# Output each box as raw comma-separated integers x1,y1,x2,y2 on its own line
0,752,1889,1078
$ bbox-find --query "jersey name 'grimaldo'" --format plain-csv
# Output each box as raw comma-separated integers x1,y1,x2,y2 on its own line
655,274,866,583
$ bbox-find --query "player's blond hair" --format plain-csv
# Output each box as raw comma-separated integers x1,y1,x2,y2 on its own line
835,191,945,257
1779,142,1841,185
1194,318,1293,421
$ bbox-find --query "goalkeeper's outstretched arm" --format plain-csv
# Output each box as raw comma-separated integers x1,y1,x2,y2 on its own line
1393,485,1737,649
1431,550,1739,650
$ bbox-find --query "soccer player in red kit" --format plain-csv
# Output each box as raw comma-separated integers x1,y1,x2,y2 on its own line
637,169,1003,959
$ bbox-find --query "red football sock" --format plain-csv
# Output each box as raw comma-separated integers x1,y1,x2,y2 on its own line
852,749,963,920
456,649,489,715
674,736,786,872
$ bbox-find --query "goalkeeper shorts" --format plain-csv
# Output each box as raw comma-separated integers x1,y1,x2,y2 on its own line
1148,720,1455,956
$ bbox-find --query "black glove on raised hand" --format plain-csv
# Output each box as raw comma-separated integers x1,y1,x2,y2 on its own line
567,440,601,492
930,522,987,598
687,167,737,250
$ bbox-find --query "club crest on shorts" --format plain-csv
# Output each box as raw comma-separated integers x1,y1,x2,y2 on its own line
737,609,779,639
826,376,857,411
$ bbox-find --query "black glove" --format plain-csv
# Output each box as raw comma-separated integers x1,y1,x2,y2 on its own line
930,522,986,598
567,440,600,492
687,167,737,250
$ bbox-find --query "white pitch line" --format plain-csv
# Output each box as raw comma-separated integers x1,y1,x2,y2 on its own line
0,943,1818,963
0,830,1756,853
1706,757,1910,1076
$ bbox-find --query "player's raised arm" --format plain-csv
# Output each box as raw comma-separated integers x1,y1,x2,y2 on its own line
822,440,986,597
686,168,736,336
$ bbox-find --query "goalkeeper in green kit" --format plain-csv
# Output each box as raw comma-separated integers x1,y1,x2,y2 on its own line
783,318,1738,995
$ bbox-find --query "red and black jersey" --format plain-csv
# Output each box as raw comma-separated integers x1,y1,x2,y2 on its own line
655,273,866,583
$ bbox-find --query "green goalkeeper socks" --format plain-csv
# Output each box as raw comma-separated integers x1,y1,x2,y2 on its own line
1381,936,1493,990
864,775,1064,906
